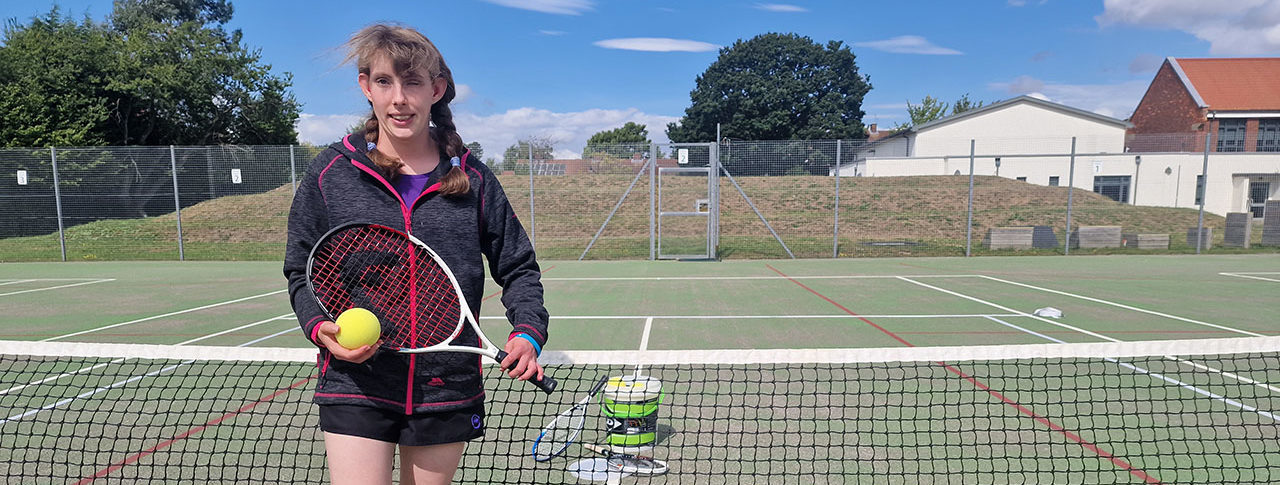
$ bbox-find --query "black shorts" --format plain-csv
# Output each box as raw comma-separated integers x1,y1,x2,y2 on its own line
318,403,485,446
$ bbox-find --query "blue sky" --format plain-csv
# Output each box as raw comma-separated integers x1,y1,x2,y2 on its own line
6,1,1280,160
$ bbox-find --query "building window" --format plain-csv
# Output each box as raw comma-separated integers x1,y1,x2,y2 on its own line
1048,176,1059,186
1217,119,1246,152
1016,176,1027,182
1259,119,1280,153
1195,174,1205,206
1093,175,1131,203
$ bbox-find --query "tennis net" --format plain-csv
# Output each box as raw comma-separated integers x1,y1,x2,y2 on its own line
1,337,1278,484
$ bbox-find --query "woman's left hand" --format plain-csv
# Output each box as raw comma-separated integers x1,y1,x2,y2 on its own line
500,337,544,381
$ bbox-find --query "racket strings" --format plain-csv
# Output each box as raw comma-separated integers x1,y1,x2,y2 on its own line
309,224,465,350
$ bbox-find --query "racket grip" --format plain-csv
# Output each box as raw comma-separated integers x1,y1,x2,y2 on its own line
494,350,558,394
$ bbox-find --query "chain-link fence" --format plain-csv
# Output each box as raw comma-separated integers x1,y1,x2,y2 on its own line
2,135,1277,262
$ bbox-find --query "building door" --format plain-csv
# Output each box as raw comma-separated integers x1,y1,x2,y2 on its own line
1250,181,1271,219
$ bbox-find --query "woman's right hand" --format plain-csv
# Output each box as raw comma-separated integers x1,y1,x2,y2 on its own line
315,321,379,364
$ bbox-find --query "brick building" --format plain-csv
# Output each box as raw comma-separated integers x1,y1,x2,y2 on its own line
1129,57,1280,153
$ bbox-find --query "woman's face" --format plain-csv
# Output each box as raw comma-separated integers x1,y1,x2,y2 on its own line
358,55,447,144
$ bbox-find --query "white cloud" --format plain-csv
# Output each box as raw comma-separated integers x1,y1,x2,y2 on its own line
853,35,963,55
453,107,680,162
1097,0,1280,55
755,4,809,13
988,76,1151,119
539,30,567,36
480,0,594,15
594,38,720,52
296,113,364,146
453,83,474,104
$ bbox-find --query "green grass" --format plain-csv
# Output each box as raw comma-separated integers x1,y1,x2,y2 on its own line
2,175,1277,261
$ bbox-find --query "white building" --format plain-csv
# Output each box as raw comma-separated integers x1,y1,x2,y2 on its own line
836,96,1280,217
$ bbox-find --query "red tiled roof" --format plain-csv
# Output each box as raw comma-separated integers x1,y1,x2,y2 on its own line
1175,58,1280,111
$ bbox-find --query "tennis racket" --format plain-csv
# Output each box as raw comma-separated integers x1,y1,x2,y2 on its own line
532,375,609,461
306,222,556,394
581,443,669,475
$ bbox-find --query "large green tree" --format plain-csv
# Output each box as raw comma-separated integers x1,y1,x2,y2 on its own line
0,2,299,147
666,33,871,143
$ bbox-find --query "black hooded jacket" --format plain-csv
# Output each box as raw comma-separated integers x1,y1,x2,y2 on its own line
284,133,548,414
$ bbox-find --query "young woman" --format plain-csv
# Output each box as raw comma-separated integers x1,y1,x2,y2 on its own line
283,24,549,485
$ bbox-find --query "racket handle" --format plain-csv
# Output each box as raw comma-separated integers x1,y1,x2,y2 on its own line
495,350,558,394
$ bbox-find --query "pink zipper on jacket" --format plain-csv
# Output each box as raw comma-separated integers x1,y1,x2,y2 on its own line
339,134,474,414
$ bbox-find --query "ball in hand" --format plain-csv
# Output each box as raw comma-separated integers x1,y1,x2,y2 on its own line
334,308,381,349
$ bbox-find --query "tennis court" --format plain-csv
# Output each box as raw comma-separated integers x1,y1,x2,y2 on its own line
1,254,1278,483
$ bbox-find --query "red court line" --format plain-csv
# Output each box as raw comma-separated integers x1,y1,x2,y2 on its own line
75,376,315,484
763,264,1160,484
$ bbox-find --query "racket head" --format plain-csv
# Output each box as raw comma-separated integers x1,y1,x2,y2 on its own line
531,404,587,461
609,455,668,475
306,223,466,351
531,376,608,461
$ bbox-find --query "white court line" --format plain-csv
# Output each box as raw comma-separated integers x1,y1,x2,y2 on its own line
638,317,654,351
0,278,116,297
477,313,1023,320
979,275,1264,337
1220,272,1280,283
542,274,980,281
42,289,288,342
898,277,1124,343
984,316,1277,421
0,314,295,398
2,319,301,424
0,279,36,287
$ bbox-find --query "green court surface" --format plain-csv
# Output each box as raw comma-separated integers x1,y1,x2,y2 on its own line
2,254,1276,348
1,254,1278,483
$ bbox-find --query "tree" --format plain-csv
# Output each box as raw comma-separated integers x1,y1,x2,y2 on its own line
0,3,299,147
666,33,871,143
895,93,992,130
584,122,651,160
950,93,987,115
502,137,555,165
465,141,484,161
895,95,949,130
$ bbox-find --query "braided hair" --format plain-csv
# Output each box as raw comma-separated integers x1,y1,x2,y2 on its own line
345,24,469,195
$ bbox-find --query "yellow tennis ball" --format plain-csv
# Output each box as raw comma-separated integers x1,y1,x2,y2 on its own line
334,308,380,349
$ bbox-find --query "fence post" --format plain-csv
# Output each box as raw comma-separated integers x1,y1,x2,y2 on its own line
289,145,298,194
965,140,975,257
1065,137,1077,256
649,143,657,260
527,143,535,249
1196,132,1210,254
50,147,67,262
833,139,841,258
170,145,185,261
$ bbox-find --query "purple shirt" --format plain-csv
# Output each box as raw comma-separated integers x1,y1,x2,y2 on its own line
392,172,434,206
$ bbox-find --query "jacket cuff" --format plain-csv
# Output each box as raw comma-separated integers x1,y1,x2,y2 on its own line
509,332,542,356
306,315,327,348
